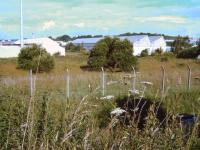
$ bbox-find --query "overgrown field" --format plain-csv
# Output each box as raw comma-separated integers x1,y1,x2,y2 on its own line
0,53,200,149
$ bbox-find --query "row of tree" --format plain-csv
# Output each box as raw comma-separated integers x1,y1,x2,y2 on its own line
17,35,199,73
53,35,103,42
53,33,178,43
171,36,200,58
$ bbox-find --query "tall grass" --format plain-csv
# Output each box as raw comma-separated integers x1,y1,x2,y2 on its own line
0,79,200,149
0,54,200,149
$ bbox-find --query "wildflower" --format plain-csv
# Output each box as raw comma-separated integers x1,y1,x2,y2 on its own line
100,95,114,100
107,80,118,85
128,89,140,95
141,81,153,86
111,108,126,117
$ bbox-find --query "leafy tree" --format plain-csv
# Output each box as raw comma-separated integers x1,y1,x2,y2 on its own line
177,47,200,59
197,38,200,49
88,37,137,71
18,44,55,73
140,49,148,57
65,43,86,52
56,35,71,42
171,36,192,54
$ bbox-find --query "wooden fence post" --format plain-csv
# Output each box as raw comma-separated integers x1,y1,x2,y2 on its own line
101,67,105,96
187,65,192,91
132,66,136,91
66,69,70,98
30,69,33,97
161,66,165,96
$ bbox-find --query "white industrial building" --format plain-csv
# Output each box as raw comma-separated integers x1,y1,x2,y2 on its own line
119,35,151,55
72,35,167,56
0,38,65,58
15,38,65,56
149,36,167,53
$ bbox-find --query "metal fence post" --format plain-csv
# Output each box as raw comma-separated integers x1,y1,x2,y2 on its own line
33,75,36,94
187,65,192,91
161,66,165,96
132,66,136,91
101,67,105,96
66,69,70,98
30,69,33,97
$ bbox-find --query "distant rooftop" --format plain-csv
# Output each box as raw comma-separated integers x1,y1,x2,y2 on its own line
148,36,164,42
119,35,148,43
72,35,149,44
72,37,103,44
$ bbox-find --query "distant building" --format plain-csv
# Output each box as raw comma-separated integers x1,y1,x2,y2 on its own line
0,38,65,58
149,36,167,53
15,38,65,56
0,45,21,58
71,35,167,55
119,35,151,55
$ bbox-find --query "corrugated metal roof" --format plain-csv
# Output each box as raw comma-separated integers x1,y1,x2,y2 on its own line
149,36,163,42
119,35,148,43
72,37,103,44
72,35,149,44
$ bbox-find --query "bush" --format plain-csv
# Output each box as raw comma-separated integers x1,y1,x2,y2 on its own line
18,44,55,73
177,47,200,59
162,52,174,57
151,48,163,56
88,37,137,71
53,52,61,57
140,49,148,57
171,36,192,54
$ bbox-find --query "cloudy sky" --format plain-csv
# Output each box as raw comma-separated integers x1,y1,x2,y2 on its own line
0,0,200,39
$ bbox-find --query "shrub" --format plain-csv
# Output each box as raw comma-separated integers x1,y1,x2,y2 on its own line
177,47,200,59
151,48,163,56
53,52,61,57
162,52,174,57
88,37,137,71
140,49,148,57
17,44,55,73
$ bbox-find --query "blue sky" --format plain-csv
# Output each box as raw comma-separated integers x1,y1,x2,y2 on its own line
0,0,200,39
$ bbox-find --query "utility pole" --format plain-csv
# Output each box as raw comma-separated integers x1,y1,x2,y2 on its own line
20,0,24,48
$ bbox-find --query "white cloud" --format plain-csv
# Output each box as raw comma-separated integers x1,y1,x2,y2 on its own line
42,20,56,31
102,27,109,31
74,22,85,28
134,16,187,24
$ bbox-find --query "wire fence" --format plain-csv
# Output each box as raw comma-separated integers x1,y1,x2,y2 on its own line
0,65,200,99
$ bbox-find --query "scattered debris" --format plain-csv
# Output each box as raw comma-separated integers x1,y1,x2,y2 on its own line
176,113,200,142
